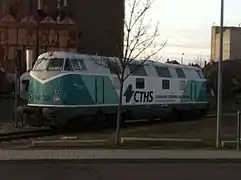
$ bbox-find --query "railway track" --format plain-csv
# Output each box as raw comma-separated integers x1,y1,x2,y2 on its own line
0,115,217,142
0,129,59,142
0,119,161,142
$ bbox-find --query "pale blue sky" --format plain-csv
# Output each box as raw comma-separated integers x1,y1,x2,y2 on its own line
148,0,241,64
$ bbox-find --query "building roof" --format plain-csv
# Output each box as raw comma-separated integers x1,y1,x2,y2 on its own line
212,25,241,34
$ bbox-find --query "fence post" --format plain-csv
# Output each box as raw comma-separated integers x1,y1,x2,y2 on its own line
237,110,240,151
13,49,21,128
14,66,18,128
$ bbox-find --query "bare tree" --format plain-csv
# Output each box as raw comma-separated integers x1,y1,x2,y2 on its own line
93,0,166,145
193,55,206,68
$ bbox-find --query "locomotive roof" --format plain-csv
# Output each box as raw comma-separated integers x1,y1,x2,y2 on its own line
38,51,201,71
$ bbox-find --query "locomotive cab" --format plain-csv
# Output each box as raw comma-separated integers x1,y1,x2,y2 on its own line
26,52,90,127
29,55,87,105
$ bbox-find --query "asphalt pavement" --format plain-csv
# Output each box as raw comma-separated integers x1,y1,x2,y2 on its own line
1,160,241,180
1,150,241,179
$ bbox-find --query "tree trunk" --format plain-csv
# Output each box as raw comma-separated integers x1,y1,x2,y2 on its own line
115,78,124,145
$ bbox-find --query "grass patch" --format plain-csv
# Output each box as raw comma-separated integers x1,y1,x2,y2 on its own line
22,114,239,150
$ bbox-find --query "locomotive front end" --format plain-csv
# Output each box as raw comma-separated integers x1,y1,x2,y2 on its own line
27,53,71,127
26,52,91,128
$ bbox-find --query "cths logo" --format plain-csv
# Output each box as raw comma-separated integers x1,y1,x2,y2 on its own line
124,84,154,103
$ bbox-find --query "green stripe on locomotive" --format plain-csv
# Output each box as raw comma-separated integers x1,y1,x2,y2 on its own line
180,80,207,102
28,74,119,106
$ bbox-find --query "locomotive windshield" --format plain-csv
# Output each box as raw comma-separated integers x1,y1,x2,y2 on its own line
33,57,86,72
33,58,64,71
34,58,49,71
47,58,64,71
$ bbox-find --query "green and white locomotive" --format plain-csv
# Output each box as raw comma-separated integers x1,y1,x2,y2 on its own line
22,51,208,128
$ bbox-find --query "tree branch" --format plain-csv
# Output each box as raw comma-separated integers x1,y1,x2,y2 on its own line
92,0,166,84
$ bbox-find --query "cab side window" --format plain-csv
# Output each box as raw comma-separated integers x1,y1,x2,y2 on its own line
64,59,73,71
71,59,81,70
78,59,87,70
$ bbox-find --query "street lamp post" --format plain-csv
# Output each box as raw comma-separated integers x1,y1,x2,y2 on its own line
36,0,42,60
181,53,184,64
216,0,224,148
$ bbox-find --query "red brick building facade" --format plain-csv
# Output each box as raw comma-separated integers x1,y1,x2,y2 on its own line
0,0,124,72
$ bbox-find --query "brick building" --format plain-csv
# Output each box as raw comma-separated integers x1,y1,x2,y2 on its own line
0,0,124,72
211,26,241,61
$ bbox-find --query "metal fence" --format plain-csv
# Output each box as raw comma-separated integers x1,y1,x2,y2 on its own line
221,110,241,151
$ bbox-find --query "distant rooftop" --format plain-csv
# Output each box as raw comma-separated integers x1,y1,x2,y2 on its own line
212,25,241,29
212,26,241,33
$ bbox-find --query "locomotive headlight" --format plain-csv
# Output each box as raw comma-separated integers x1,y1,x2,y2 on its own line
53,89,60,102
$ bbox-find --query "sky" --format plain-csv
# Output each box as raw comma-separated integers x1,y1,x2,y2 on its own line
147,0,241,64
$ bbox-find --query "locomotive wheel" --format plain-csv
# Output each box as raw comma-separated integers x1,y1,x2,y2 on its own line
106,113,117,127
121,111,128,123
148,116,158,122
66,116,85,130
49,125,58,130
95,111,105,123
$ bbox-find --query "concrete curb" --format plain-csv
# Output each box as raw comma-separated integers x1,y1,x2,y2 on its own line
2,150,241,161
31,137,205,148
221,140,241,147
31,139,110,146
3,159,241,163
120,137,203,143
120,137,205,147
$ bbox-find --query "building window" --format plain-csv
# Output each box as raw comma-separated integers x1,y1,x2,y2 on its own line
175,68,186,78
155,67,172,77
128,64,147,76
136,78,145,89
162,79,170,90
